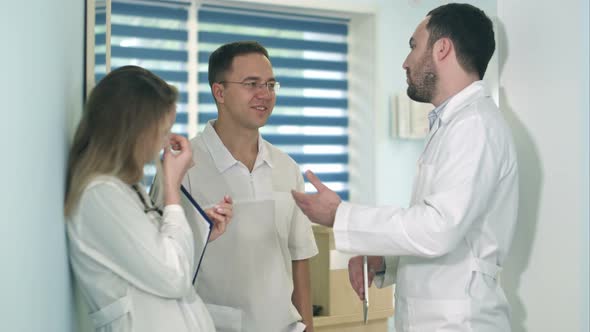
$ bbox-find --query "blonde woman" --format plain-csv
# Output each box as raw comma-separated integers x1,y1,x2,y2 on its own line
65,66,232,332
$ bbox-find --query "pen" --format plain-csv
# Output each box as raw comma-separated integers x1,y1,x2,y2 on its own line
363,255,369,324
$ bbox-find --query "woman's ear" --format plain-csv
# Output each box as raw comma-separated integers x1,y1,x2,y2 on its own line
212,83,224,104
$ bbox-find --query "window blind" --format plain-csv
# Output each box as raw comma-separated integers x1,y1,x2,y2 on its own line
94,1,107,80
98,0,191,187
197,5,350,200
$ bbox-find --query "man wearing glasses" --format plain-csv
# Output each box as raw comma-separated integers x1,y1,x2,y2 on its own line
170,41,317,332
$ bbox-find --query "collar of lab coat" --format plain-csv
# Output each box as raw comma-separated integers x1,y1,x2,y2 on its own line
438,80,491,126
202,120,274,173
422,80,491,151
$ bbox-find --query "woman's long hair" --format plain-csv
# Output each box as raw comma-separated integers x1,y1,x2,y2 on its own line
64,66,178,216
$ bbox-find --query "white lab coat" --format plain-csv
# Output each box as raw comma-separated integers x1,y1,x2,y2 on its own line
334,81,518,331
67,176,215,332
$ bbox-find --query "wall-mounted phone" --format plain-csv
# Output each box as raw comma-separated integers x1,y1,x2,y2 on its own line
391,92,432,139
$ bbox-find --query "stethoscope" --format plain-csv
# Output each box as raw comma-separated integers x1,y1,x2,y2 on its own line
132,184,213,285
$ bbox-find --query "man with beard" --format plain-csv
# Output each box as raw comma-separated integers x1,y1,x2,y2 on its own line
291,3,518,332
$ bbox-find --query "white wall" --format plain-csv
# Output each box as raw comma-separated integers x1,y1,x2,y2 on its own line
497,1,590,331
0,0,83,331
582,4,589,331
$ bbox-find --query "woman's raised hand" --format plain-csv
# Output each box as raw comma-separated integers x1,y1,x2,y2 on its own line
162,134,194,205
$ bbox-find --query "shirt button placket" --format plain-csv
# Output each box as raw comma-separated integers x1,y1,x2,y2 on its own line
249,173,255,198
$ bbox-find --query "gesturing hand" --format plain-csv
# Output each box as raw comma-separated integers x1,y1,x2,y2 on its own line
291,170,341,227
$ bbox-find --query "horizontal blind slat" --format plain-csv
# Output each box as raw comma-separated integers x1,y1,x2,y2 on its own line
198,93,347,108
198,73,347,90
112,24,187,41
96,33,106,45
198,52,347,71
336,191,349,201
102,69,187,86
96,13,106,25
261,134,348,145
111,46,187,61
198,9,348,35
290,153,349,164
112,2,188,20
199,31,347,53
306,172,349,183
198,112,348,127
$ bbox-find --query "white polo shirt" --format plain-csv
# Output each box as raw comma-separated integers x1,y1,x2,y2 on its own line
179,120,318,332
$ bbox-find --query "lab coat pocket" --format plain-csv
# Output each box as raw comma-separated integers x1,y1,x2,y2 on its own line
88,294,133,331
411,163,435,203
205,303,243,332
466,271,497,301
273,192,295,241
406,296,471,331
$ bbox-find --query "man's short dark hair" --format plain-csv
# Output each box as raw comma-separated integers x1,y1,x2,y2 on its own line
427,3,495,79
208,41,270,87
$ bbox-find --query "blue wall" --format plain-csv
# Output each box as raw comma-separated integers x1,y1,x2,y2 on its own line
0,0,83,331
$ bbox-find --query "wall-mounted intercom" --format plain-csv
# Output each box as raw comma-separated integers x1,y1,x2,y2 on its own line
391,92,432,139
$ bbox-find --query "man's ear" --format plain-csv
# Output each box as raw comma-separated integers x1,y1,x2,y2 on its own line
433,37,453,62
212,83,224,104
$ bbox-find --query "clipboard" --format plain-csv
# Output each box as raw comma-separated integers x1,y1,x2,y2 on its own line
180,185,213,285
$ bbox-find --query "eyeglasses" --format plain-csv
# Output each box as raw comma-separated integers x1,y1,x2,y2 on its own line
218,81,280,94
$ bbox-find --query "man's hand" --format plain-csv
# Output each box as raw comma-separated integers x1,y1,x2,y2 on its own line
348,256,384,301
291,170,341,227
207,195,233,242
